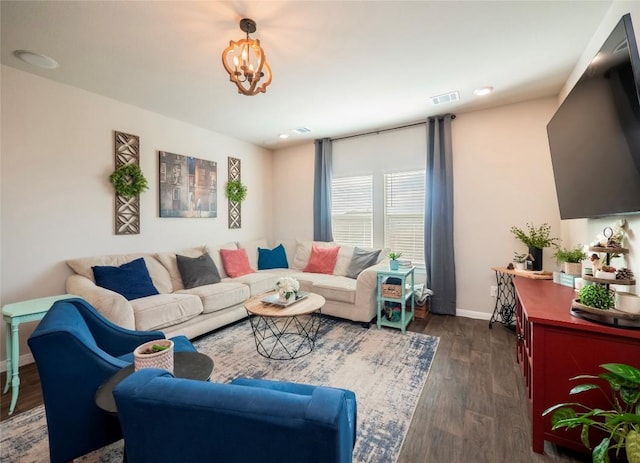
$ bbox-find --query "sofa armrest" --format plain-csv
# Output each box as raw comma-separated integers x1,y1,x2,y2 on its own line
354,261,387,310
66,274,136,329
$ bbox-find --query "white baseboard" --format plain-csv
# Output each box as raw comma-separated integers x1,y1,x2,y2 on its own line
0,353,35,374
456,308,492,320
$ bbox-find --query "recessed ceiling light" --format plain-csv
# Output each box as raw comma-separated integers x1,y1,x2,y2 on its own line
14,50,59,69
473,86,494,96
278,133,289,139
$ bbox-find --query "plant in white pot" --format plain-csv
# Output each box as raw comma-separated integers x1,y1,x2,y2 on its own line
510,222,558,271
554,245,587,276
513,252,529,270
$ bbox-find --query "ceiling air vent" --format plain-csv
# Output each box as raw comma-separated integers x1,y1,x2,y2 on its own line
430,91,460,105
291,127,312,134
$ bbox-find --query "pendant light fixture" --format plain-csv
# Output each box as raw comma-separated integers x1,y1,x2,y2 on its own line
222,18,272,96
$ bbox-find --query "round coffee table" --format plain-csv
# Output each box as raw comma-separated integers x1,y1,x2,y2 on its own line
245,291,325,360
95,351,214,414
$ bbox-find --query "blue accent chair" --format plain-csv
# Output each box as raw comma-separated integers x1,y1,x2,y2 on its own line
27,298,196,463
113,369,357,463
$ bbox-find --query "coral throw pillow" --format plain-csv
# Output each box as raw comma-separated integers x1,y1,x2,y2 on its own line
303,244,340,274
219,248,255,278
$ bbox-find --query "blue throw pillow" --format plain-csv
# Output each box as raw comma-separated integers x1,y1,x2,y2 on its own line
257,244,289,270
92,257,159,301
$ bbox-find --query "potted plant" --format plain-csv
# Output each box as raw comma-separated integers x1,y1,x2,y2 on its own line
510,222,558,271
276,276,299,304
513,252,529,270
543,363,640,463
578,284,615,310
133,339,174,373
554,245,587,276
388,251,402,271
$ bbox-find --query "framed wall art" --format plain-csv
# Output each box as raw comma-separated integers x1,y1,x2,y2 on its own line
158,151,217,218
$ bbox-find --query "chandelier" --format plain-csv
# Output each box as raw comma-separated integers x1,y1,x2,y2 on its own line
222,18,272,96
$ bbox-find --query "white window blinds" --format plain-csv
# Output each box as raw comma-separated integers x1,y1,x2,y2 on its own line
383,170,425,266
331,175,373,247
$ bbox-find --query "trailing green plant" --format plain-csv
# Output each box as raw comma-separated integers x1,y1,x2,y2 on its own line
554,245,587,264
510,222,558,249
388,252,402,260
109,164,149,199
543,363,640,463
578,284,615,310
225,179,248,203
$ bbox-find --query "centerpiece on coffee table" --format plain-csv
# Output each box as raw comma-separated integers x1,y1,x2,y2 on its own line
276,277,300,304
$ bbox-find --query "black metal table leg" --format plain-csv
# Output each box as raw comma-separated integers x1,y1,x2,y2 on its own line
489,270,516,328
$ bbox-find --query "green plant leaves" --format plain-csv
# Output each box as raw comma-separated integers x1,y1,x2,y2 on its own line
602,364,640,384
627,430,640,463
110,164,149,199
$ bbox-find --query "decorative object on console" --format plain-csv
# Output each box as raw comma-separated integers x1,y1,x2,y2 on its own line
513,252,529,270
158,151,217,218
219,248,255,278
615,292,640,315
133,339,174,373
543,363,640,463
577,284,615,310
553,244,586,276
510,222,558,271
221,18,272,96
227,156,242,228
276,276,300,303
113,131,143,235
388,251,402,271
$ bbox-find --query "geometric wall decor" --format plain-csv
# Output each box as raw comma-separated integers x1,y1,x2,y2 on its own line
114,131,141,235
158,151,217,218
228,156,241,229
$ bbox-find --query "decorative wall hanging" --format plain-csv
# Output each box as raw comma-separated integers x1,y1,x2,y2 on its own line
159,151,217,218
113,131,143,235
227,157,242,228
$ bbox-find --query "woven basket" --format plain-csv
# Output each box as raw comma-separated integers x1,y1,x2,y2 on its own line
381,284,402,298
133,339,174,373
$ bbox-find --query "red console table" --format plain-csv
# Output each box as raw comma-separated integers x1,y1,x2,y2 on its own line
514,277,640,454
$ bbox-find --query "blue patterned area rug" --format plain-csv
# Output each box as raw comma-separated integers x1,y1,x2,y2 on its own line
1,317,438,463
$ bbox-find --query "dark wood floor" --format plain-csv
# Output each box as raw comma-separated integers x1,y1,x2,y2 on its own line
1,314,589,462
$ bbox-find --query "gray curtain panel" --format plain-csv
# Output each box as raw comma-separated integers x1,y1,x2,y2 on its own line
425,115,456,315
313,138,334,242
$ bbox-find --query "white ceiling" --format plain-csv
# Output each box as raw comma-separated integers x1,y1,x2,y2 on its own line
1,1,613,149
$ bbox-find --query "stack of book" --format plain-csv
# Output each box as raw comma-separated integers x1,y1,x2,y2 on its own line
397,259,412,270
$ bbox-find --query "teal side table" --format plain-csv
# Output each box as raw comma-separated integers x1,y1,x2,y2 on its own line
376,267,415,333
2,294,77,415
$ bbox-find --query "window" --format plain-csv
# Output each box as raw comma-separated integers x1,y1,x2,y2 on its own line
331,175,373,247
384,171,425,267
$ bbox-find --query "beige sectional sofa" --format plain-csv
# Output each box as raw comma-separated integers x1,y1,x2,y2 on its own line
65,239,388,339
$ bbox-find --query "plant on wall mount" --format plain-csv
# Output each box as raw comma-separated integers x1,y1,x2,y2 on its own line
510,222,558,249
109,163,149,199
225,179,247,203
543,363,640,463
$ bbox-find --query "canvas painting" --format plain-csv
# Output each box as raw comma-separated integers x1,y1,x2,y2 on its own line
159,151,217,218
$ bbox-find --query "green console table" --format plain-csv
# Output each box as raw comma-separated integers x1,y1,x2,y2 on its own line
2,294,77,415
376,267,415,333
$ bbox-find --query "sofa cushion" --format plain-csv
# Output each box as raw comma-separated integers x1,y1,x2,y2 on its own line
311,276,357,304
220,248,255,278
155,246,207,291
92,258,159,301
67,253,173,294
346,247,382,279
304,244,340,274
333,245,355,276
178,282,250,314
237,239,268,270
205,242,239,279
257,244,289,270
176,253,221,289
226,272,280,296
291,240,336,270
130,293,203,331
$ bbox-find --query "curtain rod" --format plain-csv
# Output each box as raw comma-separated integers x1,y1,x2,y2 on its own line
331,114,456,142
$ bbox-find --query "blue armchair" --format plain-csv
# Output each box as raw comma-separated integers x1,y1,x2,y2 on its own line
27,297,196,463
113,369,357,463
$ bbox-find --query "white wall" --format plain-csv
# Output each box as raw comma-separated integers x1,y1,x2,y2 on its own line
272,97,562,319
1,65,273,364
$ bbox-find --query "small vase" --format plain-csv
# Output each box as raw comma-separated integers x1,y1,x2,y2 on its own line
133,339,174,373
278,290,296,304
514,262,525,270
528,247,543,271
390,260,399,271
563,262,582,276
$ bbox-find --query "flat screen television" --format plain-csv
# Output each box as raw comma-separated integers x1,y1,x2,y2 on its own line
547,13,640,220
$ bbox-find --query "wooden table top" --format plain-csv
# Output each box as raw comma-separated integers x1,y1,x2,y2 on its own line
491,267,553,280
245,291,325,317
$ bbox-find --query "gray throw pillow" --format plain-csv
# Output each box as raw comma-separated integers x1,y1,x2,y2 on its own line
176,253,221,289
346,247,382,279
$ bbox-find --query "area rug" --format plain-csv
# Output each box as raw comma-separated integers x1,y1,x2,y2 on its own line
1,317,439,463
